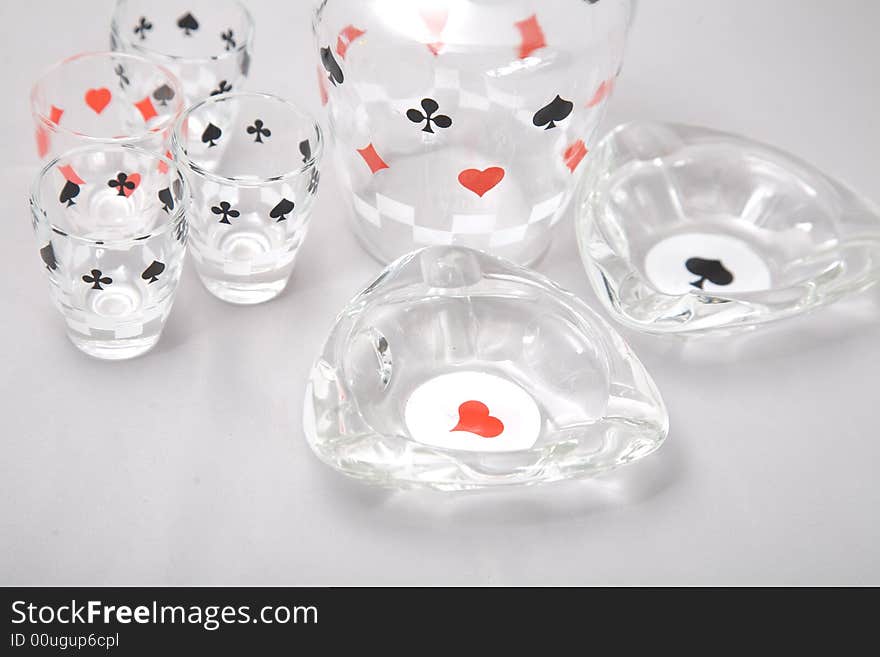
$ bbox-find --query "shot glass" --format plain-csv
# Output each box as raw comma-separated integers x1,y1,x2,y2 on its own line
30,145,189,360
171,92,323,304
30,51,184,161
111,0,254,104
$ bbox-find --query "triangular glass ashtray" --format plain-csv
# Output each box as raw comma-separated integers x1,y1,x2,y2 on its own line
304,246,668,490
577,121,880,335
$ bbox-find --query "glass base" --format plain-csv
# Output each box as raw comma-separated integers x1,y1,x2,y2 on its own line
68,332,160,361
199,274,290,305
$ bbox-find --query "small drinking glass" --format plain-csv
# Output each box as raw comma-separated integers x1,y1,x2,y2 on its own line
171,92,323,304
111,0,255,104
30,145,189,360
30,52,184,161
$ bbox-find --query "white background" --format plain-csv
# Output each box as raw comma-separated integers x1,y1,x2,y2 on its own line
2,0,878,585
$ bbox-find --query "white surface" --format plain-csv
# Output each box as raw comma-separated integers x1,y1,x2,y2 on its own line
2,0,879,585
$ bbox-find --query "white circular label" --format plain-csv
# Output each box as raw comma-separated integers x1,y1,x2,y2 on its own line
644,233,772,294
404,372,542,453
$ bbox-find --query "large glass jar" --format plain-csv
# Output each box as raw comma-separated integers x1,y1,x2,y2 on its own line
313,0,635,264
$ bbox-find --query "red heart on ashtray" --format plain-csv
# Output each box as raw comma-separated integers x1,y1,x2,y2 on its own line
451,400,504,438
458,167,505,197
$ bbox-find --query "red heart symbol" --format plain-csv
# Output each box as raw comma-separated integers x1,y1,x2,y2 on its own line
121,172,141,197
451,400,504,438
458,167,505,197
85,88,112,114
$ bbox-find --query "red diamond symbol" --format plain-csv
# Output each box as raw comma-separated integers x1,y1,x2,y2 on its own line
357,143,389,174
157,150,173,174
36,128,50,158
49,105,64,124
564,139,588,173
586,79,614,108
515,14,546,59
58,164,86,185
134,97,158,122
420,9,448,56
336,25,366,59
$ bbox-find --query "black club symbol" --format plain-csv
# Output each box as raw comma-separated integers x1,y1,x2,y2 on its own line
221,29,236,51
406,98,452,134
114,64,130,88
108,173,135,197
246,119,271,143
82,269,113,290
211,201,240,224
210,80,232,96
134,16,152,40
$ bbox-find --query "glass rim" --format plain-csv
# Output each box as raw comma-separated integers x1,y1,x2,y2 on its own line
30,143,189,249
110,0,255,66
29,51,185,145
171,91,324,186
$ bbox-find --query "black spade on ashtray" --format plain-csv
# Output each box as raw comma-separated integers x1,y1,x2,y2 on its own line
686,257,734,290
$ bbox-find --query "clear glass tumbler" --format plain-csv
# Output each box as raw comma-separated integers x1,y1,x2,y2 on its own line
30,145,188,360
171,92,323,304
313,0,635,264
30,52,184,161
111,0,254,104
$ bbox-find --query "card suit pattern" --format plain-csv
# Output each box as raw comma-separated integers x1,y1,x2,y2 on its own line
58,164,86,185
586,78,614,108
357,143,389,174
135,97,158,122
458,167,505,197
85,88,112,114
514,14,546,59
420,9,448,56
336,25,365,59
564,139,588,173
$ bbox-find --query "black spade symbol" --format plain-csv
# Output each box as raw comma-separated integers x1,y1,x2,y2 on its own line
269,198,295,222
320,46,344,86
152,84,175,106
686,257,734,290
299,139,311,163
141,260,166,283
158,187,174,213
40,243,57,271
201,122,222,147
59,180,80,207
532,94,574,130
177,12,199,36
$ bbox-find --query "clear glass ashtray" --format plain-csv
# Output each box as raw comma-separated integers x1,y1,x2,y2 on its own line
304,246,668,491
577,121,880,335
